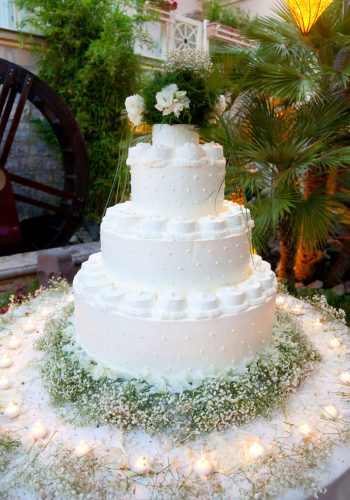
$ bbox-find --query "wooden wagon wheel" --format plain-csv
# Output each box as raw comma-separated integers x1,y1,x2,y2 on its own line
0,58,89,256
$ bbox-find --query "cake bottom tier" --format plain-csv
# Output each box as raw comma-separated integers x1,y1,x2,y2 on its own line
73,254,276,382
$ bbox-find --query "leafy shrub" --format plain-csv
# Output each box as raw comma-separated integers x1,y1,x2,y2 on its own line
203,0,251,31
16,0,147,221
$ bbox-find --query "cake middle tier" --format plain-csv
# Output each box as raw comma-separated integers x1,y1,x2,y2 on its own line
101,201,254,293
127,139,226,218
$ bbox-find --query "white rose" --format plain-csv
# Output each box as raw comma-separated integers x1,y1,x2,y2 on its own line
125,94,145,126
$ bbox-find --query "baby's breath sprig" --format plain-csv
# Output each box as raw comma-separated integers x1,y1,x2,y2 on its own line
164,48,213,77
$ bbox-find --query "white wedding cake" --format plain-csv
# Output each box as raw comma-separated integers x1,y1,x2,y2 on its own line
73,124,277,382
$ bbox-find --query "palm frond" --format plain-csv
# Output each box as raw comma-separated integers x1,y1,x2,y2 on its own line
291,189,342,249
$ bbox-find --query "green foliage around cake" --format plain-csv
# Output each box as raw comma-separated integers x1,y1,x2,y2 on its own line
35,307,320,438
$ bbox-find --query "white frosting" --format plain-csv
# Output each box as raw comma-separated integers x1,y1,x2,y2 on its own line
72,125,277,382
102,200,253,241
101,229,252,294
152,124,199,147
127,131,226,218
73,256,276,379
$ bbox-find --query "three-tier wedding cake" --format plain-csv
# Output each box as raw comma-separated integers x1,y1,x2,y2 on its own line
73,123,277,383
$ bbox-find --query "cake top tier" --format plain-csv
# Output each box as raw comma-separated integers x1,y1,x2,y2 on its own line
152,124,199,148
127,126,226,218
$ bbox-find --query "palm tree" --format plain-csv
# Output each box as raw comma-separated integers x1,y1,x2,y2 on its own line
207,0,350,285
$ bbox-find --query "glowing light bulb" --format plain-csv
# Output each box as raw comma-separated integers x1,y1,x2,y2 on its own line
193,456,213,475
75,441,92,458
248,442,265,460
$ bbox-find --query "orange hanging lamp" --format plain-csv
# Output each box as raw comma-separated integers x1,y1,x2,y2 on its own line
287,0,335,35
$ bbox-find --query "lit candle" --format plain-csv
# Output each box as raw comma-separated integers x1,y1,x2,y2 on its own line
8,337,22,350
0,376,11,390
23,321,36,334
314,317,323,329
75,441,92,458
292,304,303,316
193,456,213,476
323,405,339,418
329,338,341,349
132,456,152,474
0,354,13,368
248,442,265,460
40,308,50,319
340,372,350,385
298,424,313,437
276,296,285,307
31,420,48,440
4,402,20,418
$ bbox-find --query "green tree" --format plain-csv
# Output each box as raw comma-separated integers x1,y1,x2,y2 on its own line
207,0,350,285
16,0,147,221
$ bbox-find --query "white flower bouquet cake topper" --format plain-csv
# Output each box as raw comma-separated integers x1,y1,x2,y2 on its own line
124,49,226,127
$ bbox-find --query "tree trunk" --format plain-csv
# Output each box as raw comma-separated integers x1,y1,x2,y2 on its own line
294,167,325,282
294,242,323,282
277,216,297,285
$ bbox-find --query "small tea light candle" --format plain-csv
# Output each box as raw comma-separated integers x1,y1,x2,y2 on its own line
193,456,213,476
314,317,324,329
323,405,339,418
75,441,92,458
5,402,20,418
0,376,11,390
292,304,304,316
31,420,48,440
40,308,50,319
132,456,152,474
329,338,341,349
0,354,13,368
23,321,36,334
8,337,22,350
276,296,285,307
340,372,350,385
248,442,265,460
298,424,313,437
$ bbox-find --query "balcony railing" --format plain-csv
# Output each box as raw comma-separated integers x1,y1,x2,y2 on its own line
0,2,249,62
